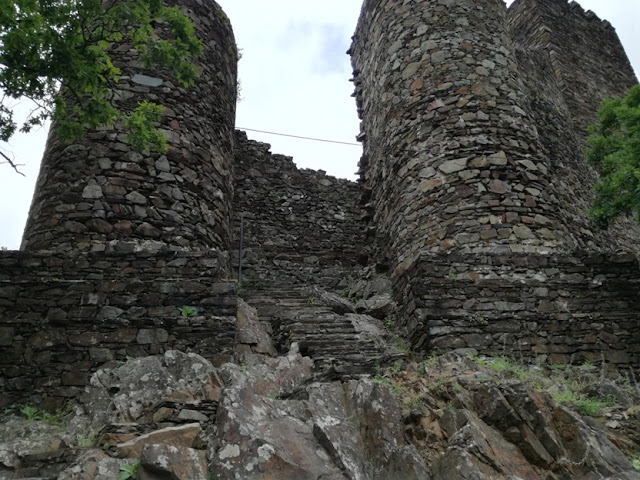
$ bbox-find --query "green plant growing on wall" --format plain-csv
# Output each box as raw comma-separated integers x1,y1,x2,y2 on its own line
471,314,488,325
0,0,203,174
384,313,397,328
395,339,410,353
18,405,64,425
179,306,198,318
585,85,640,227
633,458,640,471
237,280,252,294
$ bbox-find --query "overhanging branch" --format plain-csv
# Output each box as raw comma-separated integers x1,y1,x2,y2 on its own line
0,149,25,176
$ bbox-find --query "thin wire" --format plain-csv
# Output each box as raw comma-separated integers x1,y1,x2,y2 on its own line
237,126,362,147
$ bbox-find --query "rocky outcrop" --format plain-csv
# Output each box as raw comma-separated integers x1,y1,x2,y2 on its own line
398,353,640,479
212,345,428,479
2,304,639,479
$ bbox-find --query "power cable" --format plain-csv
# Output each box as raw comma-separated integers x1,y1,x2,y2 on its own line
236,126,362,147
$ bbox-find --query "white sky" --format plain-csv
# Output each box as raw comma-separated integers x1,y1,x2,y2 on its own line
1,0,638,249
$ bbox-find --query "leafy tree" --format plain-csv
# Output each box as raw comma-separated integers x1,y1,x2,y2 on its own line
0,0,202,174
586,85,640,227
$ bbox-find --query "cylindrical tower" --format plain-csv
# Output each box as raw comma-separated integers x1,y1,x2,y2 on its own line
351,0,572,272
21,0,238,255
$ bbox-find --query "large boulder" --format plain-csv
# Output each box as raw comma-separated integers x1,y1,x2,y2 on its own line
80,350,223,428
139,444,208,480
210,346,429,479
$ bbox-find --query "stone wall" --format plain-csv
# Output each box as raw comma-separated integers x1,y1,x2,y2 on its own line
350,0,579,271
21,0,238,255
508,0,640,254
232,131,366,288
396,252,640,368
350,0,640,368
508,0,638,140
0,251,237,410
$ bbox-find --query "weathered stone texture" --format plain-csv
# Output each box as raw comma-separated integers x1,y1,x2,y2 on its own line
233,131,366,287
350,0,640,366
509,0,638,138
351,0,570,264
21,0,238,254
396,252,640,367
0,251,236,409
509,0,640,254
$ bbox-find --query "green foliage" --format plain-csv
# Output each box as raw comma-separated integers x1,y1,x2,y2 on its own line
486,357,533,381
118,461,140,480
390,360,402,373
425,354,439,368
0,0,202,158
237,280,252,294
123,101,165,153
384,313,396,329
373,365,407,397
471,314,488,325
18,404,64,425
586,85,640,226
552,388,616,417
179,306,198,317
395,339,410,353
633,458,640,471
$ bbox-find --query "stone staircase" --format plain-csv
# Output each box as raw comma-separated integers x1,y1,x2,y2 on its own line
241,285,393,376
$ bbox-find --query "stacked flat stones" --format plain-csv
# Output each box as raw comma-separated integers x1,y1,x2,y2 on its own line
508,0,640,254
21,0,238,254
350,0,639,274
351,0,640,362
233,131,367,270
352,0,568,272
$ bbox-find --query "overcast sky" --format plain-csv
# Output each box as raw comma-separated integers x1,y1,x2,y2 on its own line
1,0,639,249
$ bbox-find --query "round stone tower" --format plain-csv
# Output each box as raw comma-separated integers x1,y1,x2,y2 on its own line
350,0,571,271
21,0,238,255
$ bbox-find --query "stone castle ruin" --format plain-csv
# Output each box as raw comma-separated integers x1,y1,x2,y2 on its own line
1,0,639,409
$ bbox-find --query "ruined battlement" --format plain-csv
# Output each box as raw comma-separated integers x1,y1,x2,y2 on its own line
1,0,639,408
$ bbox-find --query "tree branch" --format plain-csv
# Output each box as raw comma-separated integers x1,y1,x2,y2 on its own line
0,149,26,176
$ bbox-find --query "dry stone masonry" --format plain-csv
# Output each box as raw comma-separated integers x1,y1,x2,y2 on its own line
233,131,366,287
350,0,640,365
0,250,236,410
1,0,640,412
21,0,238,254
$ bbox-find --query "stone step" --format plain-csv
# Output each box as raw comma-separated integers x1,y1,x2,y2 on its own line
301,346,381,357
7,477,57,480
244,284,387,376
286,326,357,334
290,332,365,341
